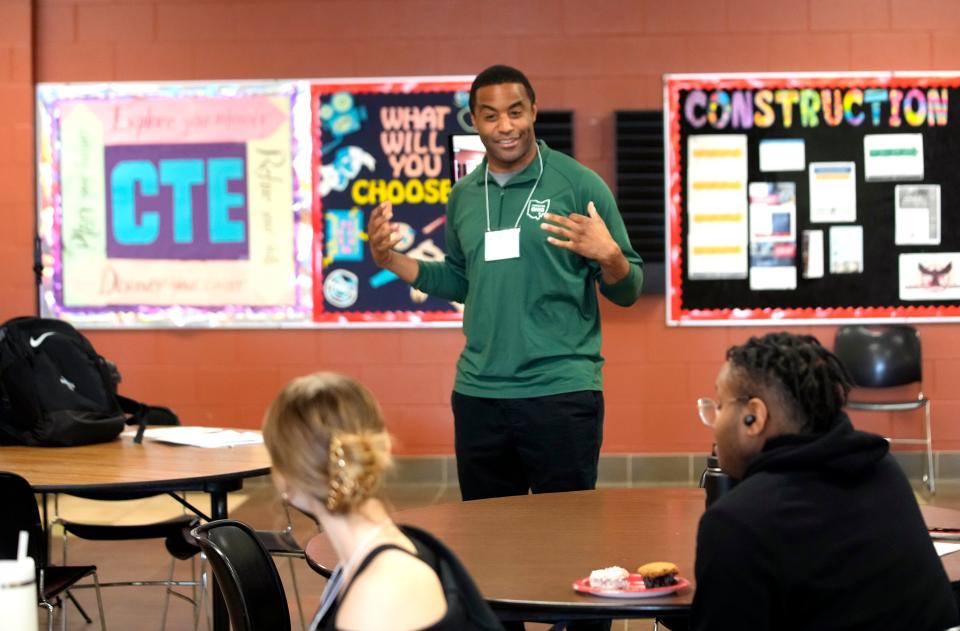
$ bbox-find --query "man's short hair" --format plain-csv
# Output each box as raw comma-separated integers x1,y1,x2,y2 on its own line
725,332,853,434
469,65,536,113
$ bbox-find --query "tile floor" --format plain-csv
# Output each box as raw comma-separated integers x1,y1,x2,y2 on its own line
38,477,958,631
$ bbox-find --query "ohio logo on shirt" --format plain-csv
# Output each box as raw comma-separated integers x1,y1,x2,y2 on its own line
527,199,551,220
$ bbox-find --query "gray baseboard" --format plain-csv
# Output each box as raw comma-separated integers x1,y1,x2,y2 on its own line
932,452,960,480
383,451,960,488
385,454,711,488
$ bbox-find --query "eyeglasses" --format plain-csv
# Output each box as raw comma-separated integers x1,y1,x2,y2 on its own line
697,397,752,427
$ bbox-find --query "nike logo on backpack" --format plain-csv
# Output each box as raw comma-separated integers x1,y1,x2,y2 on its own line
29,332,56,348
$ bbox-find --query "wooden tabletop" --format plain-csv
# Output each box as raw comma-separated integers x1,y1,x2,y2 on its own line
306,487,960,620
921,503,960,585
0,433,272,493
308,487,704,619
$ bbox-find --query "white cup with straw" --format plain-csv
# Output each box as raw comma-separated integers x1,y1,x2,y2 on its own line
0,530,39,631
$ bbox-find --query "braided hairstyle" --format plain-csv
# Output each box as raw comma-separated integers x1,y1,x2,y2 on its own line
725,332,852,434
262,372,392,514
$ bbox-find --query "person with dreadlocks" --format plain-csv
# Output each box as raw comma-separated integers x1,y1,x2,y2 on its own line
689,332,957,631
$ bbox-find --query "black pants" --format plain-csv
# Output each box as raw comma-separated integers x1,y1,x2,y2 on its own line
453,390,609,631
452,390,604,499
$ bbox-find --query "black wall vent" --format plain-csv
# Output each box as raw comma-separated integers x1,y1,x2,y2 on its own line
535,110,574,157
615,110,665,294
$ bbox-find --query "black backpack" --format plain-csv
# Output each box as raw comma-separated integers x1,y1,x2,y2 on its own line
0,316,142,446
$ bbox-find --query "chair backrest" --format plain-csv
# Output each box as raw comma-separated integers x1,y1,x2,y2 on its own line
833,324,922,388
0,472,47,568
191,519,290,631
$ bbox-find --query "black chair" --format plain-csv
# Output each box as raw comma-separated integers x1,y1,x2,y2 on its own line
58,476,304,629
834,324,934,493
59,501,305,631
191,519,291,631
255,503,306,630
54,491,202,629
303,532,333,579
0,471,106,631
52,408,205,629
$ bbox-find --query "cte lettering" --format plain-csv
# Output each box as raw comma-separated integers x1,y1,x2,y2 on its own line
110,157,246,246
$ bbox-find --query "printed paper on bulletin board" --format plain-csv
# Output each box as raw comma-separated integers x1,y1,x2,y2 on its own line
664,71,960,326
36,81,314,328
311,77,473,325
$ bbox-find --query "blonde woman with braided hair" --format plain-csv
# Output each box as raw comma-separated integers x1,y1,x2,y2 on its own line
263,372,503,631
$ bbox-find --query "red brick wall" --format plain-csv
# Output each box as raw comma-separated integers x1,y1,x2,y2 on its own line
0,0,34,319
2,0,959,454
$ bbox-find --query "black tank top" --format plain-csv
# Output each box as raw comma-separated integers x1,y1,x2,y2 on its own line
313,542,473,631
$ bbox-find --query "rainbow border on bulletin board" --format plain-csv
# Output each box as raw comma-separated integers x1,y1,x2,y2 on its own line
35,76,475,329
36,80,315,328
310,77,472,325
664,71,960,326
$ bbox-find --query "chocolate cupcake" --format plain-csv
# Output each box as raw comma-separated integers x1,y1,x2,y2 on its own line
637,561,679,589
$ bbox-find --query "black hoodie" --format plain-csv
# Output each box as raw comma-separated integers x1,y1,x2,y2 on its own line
691,415,958,631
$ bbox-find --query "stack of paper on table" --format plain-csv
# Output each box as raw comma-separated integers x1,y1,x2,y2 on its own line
933,541,960,558
122,426,263,448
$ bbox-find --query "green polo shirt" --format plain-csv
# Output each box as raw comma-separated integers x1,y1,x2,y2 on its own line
413,141,644,398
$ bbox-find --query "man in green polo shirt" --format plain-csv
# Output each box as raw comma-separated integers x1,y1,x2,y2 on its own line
368,65,643,505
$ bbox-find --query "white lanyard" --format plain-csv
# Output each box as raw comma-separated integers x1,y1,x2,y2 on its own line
308,520,391,631
483,146,544,232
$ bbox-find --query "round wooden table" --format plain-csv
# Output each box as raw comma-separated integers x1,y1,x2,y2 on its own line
305,487,960,624
0,433,271,494
920,504,960,585
0,433,272,631
308,487,704,623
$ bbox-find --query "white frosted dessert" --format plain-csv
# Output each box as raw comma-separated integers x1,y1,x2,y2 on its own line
588,566,629,589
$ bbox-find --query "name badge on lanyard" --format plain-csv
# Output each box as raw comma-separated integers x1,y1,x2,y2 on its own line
484,228,520,262
483,147,543,264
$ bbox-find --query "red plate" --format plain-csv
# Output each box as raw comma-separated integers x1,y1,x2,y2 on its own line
572,573,690,599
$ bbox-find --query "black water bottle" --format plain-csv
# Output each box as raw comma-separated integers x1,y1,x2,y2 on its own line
699,451,735,508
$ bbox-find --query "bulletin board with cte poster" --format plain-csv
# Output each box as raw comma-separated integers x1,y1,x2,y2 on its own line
665,72,960,326
36,80,315,328
35,76,476,329
311,77,474,325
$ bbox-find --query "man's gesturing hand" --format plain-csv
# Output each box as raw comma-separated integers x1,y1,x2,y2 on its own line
368,201,401,268
540,202,620,263
541,201,630,283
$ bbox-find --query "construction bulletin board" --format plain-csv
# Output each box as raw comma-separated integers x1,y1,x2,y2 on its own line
665,72,960,326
